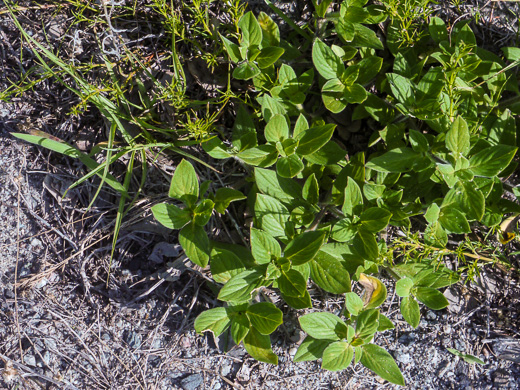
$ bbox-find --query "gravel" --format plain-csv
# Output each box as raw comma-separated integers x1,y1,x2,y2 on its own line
1,1,520,389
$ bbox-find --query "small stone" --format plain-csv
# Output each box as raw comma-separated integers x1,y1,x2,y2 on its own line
42,351,51,364
290,330,303,343
181,373,203,390
34,278,48,289
396,351,412,365
220,363,231,377
24,354,36,367
180,336,191,349
426,310,437,320
289,347,298,357
44,339,57,350
124,331,142,349
30,238,42,247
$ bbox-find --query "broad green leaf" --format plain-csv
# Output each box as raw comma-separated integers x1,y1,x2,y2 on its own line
312,38,344,79
429,17,448,44
258,11,280,47
413,268,459,289
439,207,470,234
265,114,289,143
469,145,517,177
355,56,383,85
353,230,379,261
233,61,261,80
231,314,250,345
285,231,326,265
179,223,210,267
444,181,485,221
366,147,419,173
377,314,395,331
345,292,364,316
194,308,231,337
246,302,283,334
416,67,445,99
11,132,126,195
169,159,199,205
211,241,255,267
304,140,346,165
281,289,312,309
344,83,368,104
293,336,330,362
239,11,262,48
424,203,440,224
356,308,380,338
210,248,246,284
360,344,405,386
296,124,336,156
446,117,470,157
343,177,363,216
299,312,349,340
400,296,420,328
360,207,392,232
322,78,347,113
251,228,281,264
331,217,357,243
255,194,290,238
151,203,191,230
353,23,384,49
415,287,449,310
340,65,360,86
193,199,214,226
254,167,301,203
243,327,278,364
257,46,285,69
258,94,286,121
337,18,355,42
202,137,232,159
395,277,414,297
322,342,354,371
358,274,387,309
218,269,266,303
293,113,309,137
315,0,334,18
386,73,415,107
454,21,476,47
302,173,319,204
310,250,351,294
277,155,304,178
447,348,485,365
232,105,257,151
278,269,307,297
409,129,429,153
214,188,246,214
220,34,242,62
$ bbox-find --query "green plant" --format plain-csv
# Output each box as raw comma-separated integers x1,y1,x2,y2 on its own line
9,0,520,386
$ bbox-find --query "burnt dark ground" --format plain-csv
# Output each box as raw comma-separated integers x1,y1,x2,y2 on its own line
1,1,520,389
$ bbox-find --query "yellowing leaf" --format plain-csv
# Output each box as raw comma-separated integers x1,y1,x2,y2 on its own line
358,274,387,309
497,214,519,244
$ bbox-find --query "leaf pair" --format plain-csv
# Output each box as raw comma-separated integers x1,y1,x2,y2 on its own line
194,302,283,364
296,311,404,385
152,159,245,267
221,12,285,80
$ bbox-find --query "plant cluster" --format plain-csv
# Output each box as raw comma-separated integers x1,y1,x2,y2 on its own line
9,0,520,386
